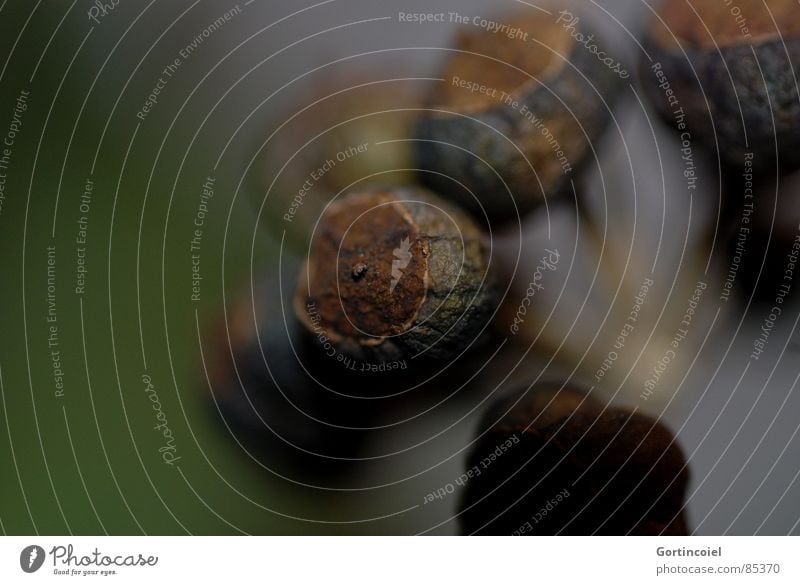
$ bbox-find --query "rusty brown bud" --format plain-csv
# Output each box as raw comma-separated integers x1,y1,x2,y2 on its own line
294,187,498,363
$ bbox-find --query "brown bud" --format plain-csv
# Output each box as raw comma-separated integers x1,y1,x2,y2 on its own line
641,0,800,172
459,384,690,535
294,187,497,363
414,11,621,223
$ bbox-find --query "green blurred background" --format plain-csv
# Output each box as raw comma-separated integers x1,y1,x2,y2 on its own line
0,0,381,535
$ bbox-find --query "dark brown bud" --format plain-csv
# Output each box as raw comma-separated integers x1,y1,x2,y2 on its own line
459,384,690,535
640,0,800,172
414,11,622,223
294,187,498,363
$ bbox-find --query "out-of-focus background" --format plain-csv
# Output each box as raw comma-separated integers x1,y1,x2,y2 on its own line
0,0,798,535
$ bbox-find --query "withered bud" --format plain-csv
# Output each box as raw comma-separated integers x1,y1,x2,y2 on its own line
294,187,498,364
641,0,800,172
459,384,690,535
415,11,621,223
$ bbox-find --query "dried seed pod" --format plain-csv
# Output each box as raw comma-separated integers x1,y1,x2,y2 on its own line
204,261,506,479
641,0,800,172
294,187,497,364
459,384,690,535
414,12,622,223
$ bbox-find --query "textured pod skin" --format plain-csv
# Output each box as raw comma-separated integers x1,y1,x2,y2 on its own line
414,14,622,223
294,187,497,363
640,0,800,172
459,384,690,535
